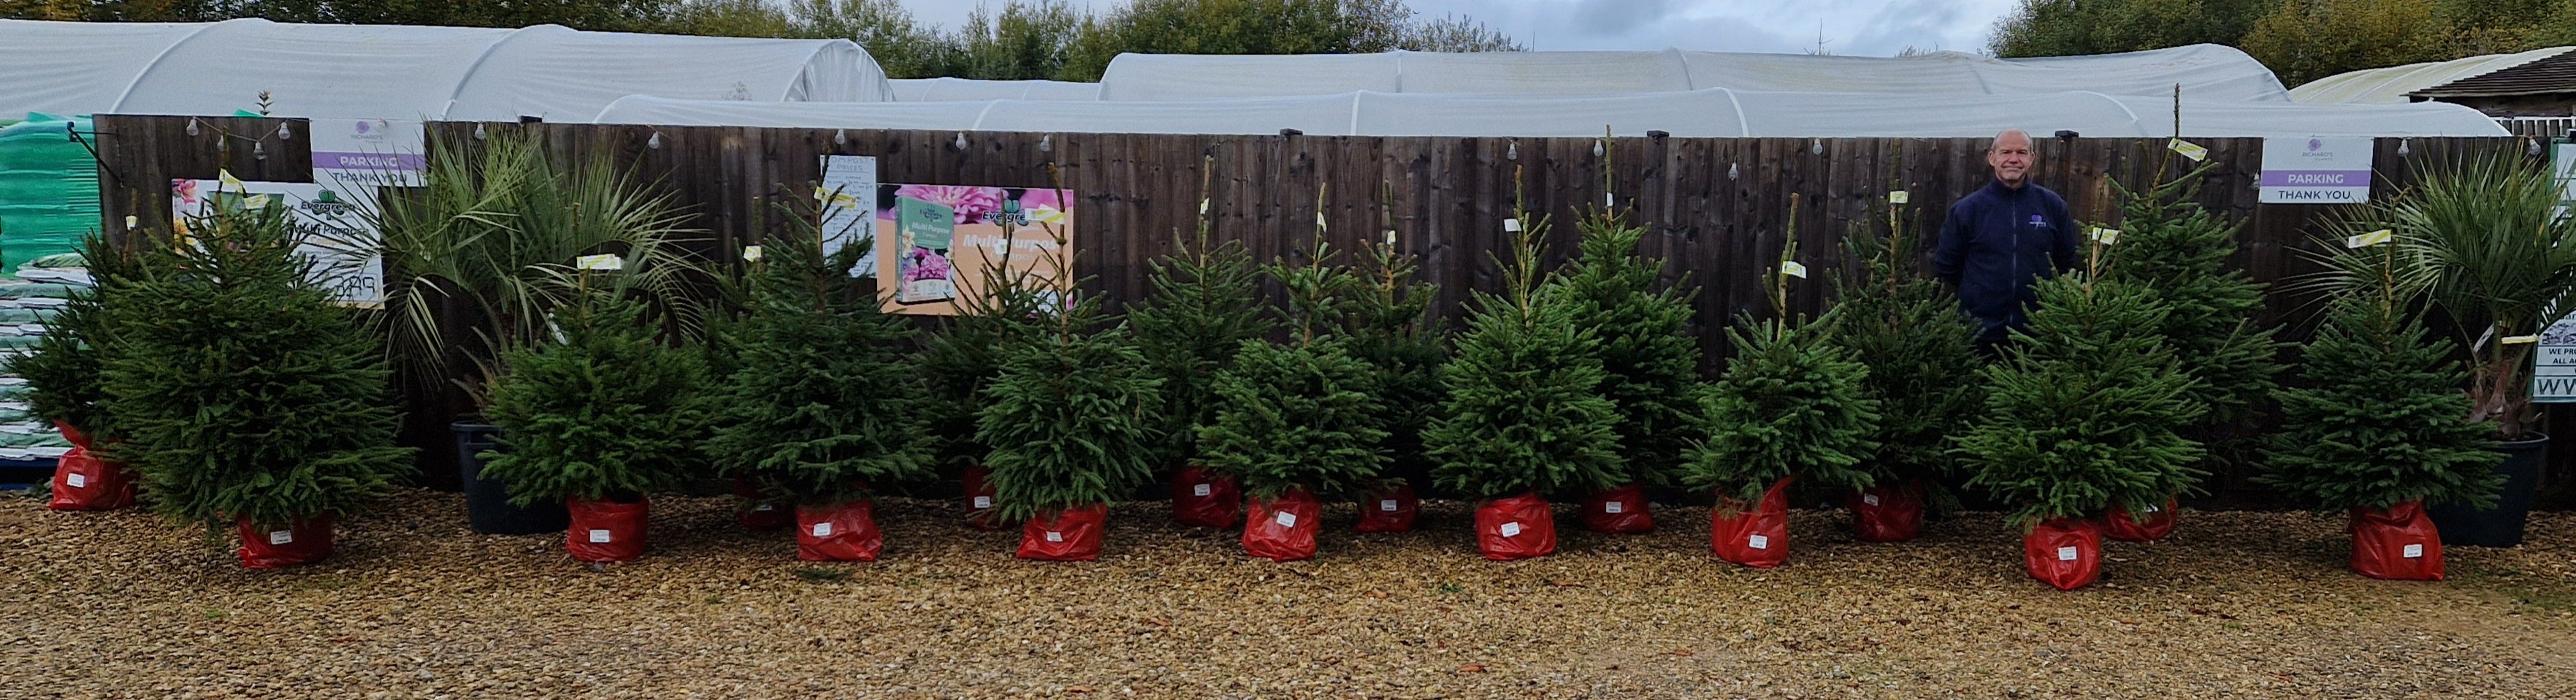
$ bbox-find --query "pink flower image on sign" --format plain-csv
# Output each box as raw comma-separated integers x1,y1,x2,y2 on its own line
893,184,1004,224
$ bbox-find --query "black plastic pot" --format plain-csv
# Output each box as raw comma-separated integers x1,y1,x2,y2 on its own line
453,422,568,535
2426,432,2545,548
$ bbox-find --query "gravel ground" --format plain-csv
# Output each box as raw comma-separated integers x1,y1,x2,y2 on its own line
4,487,2572,699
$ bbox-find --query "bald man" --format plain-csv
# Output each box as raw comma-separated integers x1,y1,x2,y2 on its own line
1934,129,2078,348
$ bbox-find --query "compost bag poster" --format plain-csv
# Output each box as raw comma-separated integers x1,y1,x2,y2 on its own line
170,178,386,308
870,184,1073,316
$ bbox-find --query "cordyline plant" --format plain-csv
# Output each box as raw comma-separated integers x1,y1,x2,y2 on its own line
1423,189,1627,500
2263,229,2500,511
975,197,1165,520
1686,202,1880,506
2301,152,2576,440
12,232,141,439
1128,160,1272,468
100,205,413,530
1957,238,2207,527
1830,188,1980,487
480,280,711,506
706,221,933,506
1199,237,1391,500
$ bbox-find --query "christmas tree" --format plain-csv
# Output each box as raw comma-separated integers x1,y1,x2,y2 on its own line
1339,231,1445,487
1830,190,1981,490
14,232,140,439
1957,263,2208,526
1128,170,1272,468
2261,237,2499,511
916,230,1052,479
975,227,1164,521
1197,242,1391,499
1423,207,1627,499
707,228,933,506
99,205,413,530
1686,229,1880,503
1558,208,1703,490
481,282,711,506
2102,167,2282,453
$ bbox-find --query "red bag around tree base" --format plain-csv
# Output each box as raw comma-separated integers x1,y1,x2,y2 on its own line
962,465,1002,530
1710,477,1794,568
2024,517,2102,590
1242,489,1323,562
1474,492,1556,561
1356,483,1418,533
567,497,650,563
1848,480,1925,543
2103,496,2179,542
2349,500,2443,581
733,478,792,531
48,422,134,511
1170,465,1240,528
1018,504,1107,561
236,515,335,568
797,500,884,562
1581,482,1654,533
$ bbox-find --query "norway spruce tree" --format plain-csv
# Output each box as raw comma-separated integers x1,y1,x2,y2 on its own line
1423,209,1626,499
976,240,1163,522
1198,243,1391,499
2261,240,2499,512
481,284,711,506
1957,265,2208,526
99,206,413,532
13,232,141,440
1685,232,1881,503
1830,193,1981,490
2102,167,2282,452
1340,232,1446,485
1559,209,1703,490
917,254,1048,478
707,229,933,506
1127,178,1271,468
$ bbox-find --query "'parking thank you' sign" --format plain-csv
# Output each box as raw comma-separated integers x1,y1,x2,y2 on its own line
2260,137,2373,204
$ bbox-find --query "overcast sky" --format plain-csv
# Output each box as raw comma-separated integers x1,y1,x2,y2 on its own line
895,0,2024,56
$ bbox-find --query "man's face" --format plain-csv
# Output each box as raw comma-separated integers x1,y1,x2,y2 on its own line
1988,133,2033,186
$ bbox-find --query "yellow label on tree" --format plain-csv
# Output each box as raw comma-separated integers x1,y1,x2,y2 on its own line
2347,229,2393,248
576,254,624,270
1781,261,1808,279
2168,139,2209,161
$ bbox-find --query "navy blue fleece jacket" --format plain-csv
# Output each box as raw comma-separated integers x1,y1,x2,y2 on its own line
1933,179,2079,343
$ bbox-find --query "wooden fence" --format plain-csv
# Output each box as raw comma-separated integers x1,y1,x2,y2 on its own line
91,115,2563,503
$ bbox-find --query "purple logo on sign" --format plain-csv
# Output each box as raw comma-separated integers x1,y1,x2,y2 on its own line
354,121,370,134
2308,138,2322,151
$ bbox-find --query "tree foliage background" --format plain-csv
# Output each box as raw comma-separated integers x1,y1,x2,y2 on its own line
1992,0,2576,86
0,0,1518,81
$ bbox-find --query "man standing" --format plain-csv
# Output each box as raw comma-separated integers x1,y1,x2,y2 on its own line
1935,129,2079,349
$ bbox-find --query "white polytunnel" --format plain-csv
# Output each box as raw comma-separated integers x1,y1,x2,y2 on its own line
2290,47,2575,105
0,18,893,121
595,89,2507,138
891,77,1104,102
1094,45,2292,102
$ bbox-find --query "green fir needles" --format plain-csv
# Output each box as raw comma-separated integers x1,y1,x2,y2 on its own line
1559,208,1703,488
1423,202,1627,500
481,288,711,506
1198,241,1391,499
1687,205,1880,504
975,215,1163,520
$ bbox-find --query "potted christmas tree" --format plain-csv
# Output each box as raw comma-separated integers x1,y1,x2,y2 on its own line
1128,170,1271,529
479,265,711,565
1687,227,1881,569
1830,190,1979,543
1340,229,1444,532
1957,243,2206,590
13,232,142,511
2303,153,2573,547
977,223,1163,561
2264,230,2499,579
707,228,933,562
917,243,1050,531
1199,242,1391,561
99,205,413,568
1423,202,1626,561
2100,166,2282,541
1558,208,1702,535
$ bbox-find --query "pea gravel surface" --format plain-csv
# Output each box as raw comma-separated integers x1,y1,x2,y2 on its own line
4,487,2572,699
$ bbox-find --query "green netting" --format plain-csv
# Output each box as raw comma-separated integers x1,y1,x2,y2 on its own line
0,114,99,278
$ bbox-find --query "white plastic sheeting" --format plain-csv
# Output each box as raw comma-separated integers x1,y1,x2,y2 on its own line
892,77,1103,102
0,18,893,121
2290,47,2573,104
595,88,2506,137
1096,45,2291,102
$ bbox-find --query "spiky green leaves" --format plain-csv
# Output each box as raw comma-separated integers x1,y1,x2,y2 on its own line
99,208,413,530
1957,275,2207,527
1685,315,1881,503
1559,213,1704,488
2262,298,2501,511
976,325,1163,520
482,293,710,506
707,232,933,505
